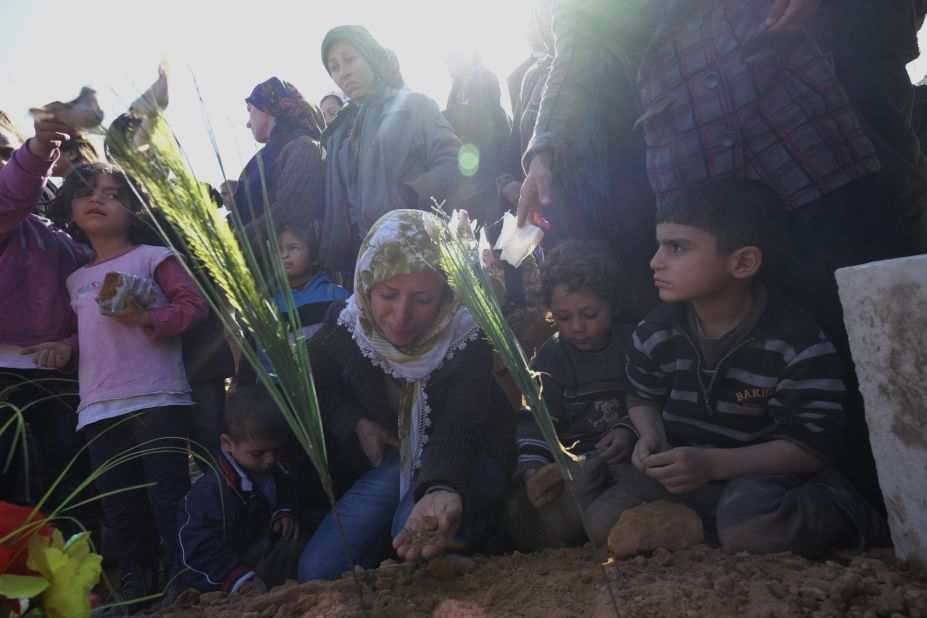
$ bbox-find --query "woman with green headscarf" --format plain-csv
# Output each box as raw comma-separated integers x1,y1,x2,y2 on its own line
317,25,462,280
298,209,515,581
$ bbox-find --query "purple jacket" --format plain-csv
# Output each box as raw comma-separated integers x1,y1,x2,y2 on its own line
0,142,91,347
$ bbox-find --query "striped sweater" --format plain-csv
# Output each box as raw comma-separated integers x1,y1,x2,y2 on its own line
626,292,845,462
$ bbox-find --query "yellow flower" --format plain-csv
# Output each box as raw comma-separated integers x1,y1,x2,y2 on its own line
26,530,102,618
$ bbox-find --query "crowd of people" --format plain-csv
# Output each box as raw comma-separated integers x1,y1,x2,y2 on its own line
2,1,927,614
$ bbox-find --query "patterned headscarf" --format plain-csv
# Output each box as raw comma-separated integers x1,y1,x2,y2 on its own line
233,77,323,226
245,77,324,133
337,210,478,497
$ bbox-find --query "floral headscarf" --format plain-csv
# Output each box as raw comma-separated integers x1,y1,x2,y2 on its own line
337,210,478,496
246,77,324,133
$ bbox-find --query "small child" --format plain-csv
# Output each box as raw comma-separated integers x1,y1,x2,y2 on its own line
236,222,348,385
178,385,301,594
587,178,888,556
509,240,638,549
24,162,208,611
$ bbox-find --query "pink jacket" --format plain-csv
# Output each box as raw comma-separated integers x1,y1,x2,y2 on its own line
0,142,91,347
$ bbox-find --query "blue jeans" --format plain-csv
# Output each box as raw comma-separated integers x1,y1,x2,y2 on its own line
298,452,507,581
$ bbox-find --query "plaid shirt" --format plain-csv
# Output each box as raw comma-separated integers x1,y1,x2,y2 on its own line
528,0,880,210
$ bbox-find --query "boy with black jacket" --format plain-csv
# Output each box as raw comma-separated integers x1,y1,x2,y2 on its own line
585,178,888,557
177,385,302,594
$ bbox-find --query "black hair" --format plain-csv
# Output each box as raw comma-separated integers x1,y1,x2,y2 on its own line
224,385,290,444
277,221,320,264
656,177,786,264
539,239,634,313
49,162,162,246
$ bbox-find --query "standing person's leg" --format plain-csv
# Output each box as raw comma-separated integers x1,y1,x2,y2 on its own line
84,416,161,571
298,456,401,581
130,406,192,573
0,369,97,538
187,380,226,472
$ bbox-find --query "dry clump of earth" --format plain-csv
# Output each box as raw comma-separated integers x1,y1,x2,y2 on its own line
155,543,927,617
402,515,442,551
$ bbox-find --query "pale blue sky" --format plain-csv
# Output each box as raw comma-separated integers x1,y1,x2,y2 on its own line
1,0,535,186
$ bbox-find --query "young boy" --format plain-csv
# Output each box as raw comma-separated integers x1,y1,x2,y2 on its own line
508,240,638,549
585,178,887,557
178,385,302,594
236,222,348,386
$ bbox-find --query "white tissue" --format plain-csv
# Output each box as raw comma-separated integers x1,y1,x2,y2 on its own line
494,211,543,268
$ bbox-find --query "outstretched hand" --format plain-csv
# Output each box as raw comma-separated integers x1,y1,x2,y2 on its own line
516,151,553,229
392,490,463,562
765,0,821,34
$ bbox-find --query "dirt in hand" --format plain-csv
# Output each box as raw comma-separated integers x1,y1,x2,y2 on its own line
402,515,442,550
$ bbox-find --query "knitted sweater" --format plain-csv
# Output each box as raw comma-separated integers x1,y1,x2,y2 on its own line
242,133,324,241
308,302,516,507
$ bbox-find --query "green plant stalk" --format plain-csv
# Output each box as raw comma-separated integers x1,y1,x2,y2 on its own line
431,215,580,478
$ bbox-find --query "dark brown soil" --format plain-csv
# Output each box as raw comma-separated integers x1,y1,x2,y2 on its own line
155,545,927,617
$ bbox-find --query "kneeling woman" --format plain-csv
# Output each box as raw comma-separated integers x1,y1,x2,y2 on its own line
298,210,514,581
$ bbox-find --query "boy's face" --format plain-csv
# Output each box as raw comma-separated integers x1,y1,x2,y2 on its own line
650,223,736,303
279,231,314,287
220,433,281,475
550,284,613,352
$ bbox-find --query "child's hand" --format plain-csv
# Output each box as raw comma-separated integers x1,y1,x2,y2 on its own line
100,296,152,328
355,418,400,467
20,341,73,369
631,433,671,471
642,446,714,494
595,427,635,464
271,514,299,540
524,464,564,508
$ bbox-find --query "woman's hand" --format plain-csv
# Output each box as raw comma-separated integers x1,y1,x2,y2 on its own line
355,418,400,467
595,427,636,464
28,118,74,159
516,151,553,229
100,296,151,328
392,489,463,561
20,341,73,369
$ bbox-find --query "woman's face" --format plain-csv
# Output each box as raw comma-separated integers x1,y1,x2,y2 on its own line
369,269,447,348
327,41,378,104
247,104,275,143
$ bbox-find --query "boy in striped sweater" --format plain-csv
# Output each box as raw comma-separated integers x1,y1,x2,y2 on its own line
585,178,888,557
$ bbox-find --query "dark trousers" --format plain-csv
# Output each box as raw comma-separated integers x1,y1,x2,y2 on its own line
84,407,191,570
0,368,97,538
585,466,888,558
775,175,907,512
188,379,226,472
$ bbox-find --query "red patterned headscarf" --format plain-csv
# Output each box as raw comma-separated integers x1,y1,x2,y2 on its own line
246,77,323,135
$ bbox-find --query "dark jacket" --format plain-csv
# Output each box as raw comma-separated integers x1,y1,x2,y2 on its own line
178,453,297,592
626,291,845,463
308,301,516,508
318,89,461,273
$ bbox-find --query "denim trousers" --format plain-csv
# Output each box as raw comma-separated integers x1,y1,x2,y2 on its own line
84,406,191,570
298,452,508,581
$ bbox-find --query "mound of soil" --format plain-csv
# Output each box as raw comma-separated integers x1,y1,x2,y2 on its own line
155,545,927,618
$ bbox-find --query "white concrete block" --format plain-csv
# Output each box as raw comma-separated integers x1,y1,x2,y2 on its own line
836,255,927,567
